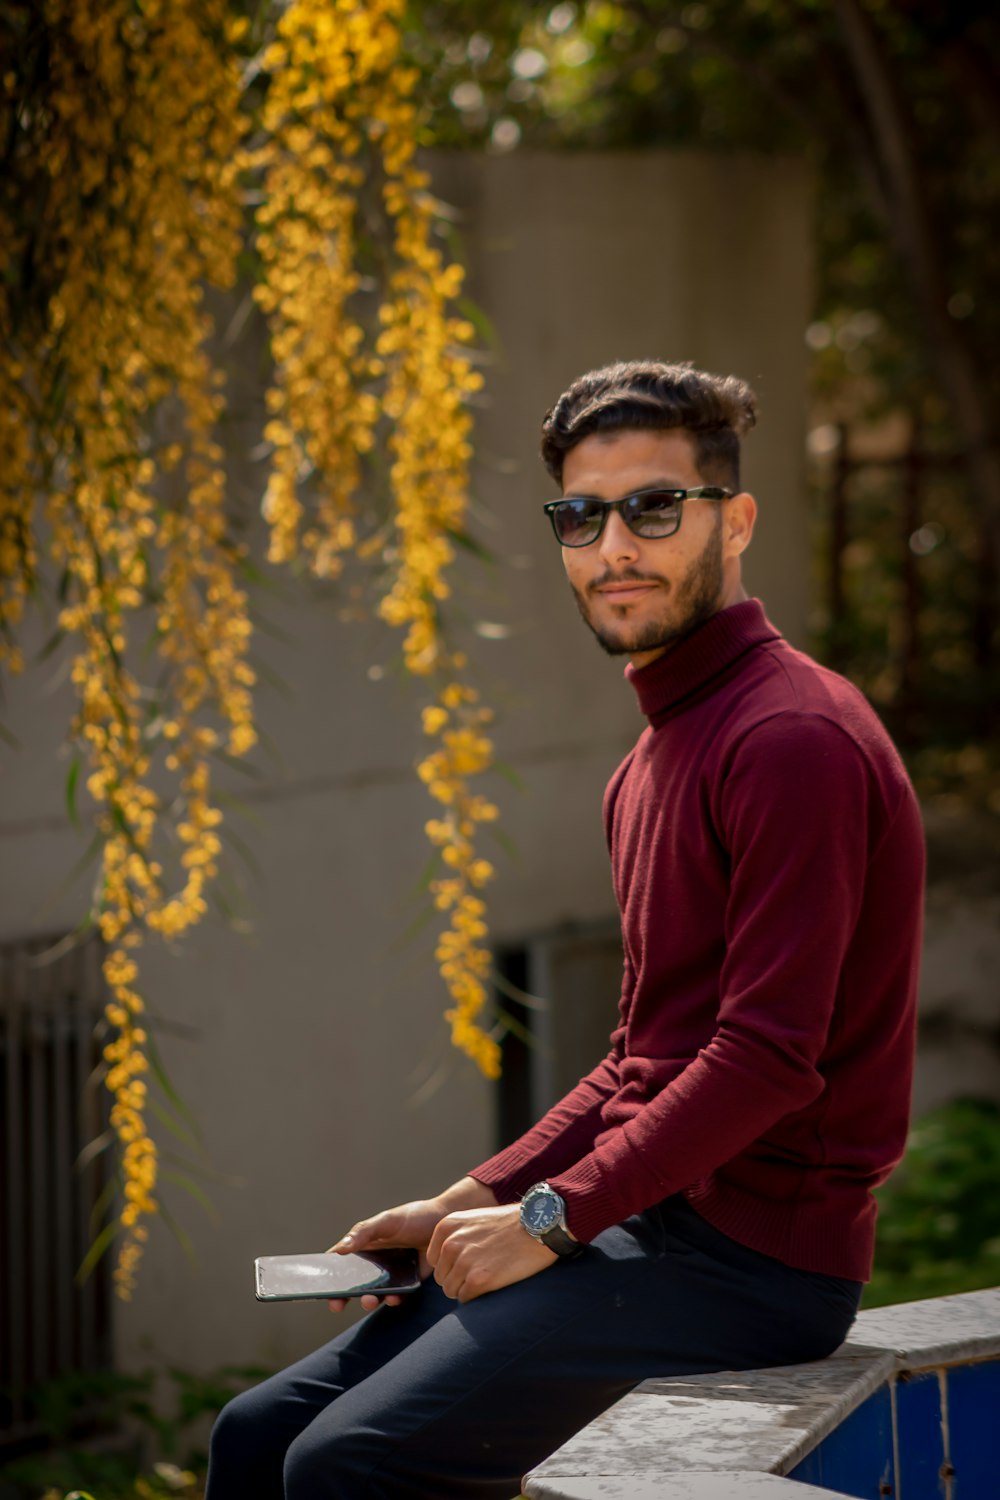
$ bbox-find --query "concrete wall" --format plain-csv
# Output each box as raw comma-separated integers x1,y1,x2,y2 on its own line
0,150,814,1378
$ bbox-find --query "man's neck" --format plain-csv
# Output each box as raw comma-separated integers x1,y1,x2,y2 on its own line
628,584,749,672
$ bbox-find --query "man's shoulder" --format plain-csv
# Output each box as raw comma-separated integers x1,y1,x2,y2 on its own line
730,635,891,749
720,638,917,819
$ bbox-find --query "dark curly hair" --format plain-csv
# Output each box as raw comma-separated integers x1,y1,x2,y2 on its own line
540,360,757,492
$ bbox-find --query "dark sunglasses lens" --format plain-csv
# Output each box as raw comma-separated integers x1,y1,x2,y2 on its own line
553,499,603,546
624,492,682,537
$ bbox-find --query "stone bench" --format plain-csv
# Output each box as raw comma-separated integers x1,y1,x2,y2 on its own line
521,1286,1000,1499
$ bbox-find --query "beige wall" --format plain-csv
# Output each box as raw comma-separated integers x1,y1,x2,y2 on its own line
0,150,814,1378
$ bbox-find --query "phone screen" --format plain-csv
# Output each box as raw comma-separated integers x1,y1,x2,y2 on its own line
254,1249,421,1301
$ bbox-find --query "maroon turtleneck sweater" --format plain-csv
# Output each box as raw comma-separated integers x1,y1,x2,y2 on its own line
471,599,925,1282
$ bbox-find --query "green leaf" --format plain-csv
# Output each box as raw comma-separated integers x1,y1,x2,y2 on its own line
160,1169,220,1224
390,901,437,951
443,526,497,565
158,1199,197,1265
215,790,265,825
250,608,296,644
148,1096,202,1155
75,1218,119,1286
159,1147,245,1189
249,652,295,702
88,1177,119,1238
220,819,262,878
146,1029,204,1147
0,720,21,749
213,747,265,779
237,556,286,596
75,1128,114,1174
66,756,81,827
209,878,252,931
254,722,285,771
408,845,443,899
491,966,549,1012
34,626,67,662
492,758,526,791
486,823,521,864
492,1003,539,1050
33,833,103,928
456,294,500,350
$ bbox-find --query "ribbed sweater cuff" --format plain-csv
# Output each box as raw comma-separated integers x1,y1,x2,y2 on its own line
548,1157,627,1244
467,1150,542,1205
469,1150,629,1244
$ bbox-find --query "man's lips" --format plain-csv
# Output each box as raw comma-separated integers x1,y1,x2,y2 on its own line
593,579,661,602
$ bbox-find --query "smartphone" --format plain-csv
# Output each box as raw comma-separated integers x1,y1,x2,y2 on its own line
254,1248,421,1302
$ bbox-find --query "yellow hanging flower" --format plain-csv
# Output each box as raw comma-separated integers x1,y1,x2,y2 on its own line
2,0,506,1301
253,0,500,1076
1,0,252,1295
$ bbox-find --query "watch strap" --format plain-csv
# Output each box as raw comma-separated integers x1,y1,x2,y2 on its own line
539,1221,582,1258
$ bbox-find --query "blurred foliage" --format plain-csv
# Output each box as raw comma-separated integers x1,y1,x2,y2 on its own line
864,1097,1000,1309
402,0,1000,807
1,1363,270,1500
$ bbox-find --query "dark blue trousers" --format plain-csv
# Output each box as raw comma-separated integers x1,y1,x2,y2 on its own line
206,1196,861,1500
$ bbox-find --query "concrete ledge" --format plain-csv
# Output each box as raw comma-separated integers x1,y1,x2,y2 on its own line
847,1284,1000,1368
527,1474,859,1499
522,1288,1000,1500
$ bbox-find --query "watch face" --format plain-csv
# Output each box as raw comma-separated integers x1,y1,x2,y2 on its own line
522,1191,561,1234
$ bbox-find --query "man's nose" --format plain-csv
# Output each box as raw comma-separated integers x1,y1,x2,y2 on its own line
598,508,640,567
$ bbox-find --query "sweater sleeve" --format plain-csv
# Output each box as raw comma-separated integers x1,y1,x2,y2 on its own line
545,713,879,1243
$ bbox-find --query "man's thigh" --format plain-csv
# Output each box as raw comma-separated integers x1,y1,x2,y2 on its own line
281,1199,858,1500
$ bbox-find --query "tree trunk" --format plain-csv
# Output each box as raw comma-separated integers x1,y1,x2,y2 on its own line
834,0,1000,595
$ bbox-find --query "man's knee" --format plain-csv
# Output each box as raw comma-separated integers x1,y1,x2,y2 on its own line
284,1421,383,1500
284,1425,341,1500
209,1385,278,1474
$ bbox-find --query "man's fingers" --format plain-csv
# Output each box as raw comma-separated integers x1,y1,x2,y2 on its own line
332,1210,401,1253
426,1214,456,1266
328,1292,403,1313
431,1236,463,1295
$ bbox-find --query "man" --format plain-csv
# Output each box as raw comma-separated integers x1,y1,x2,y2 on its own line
207,360,925,1500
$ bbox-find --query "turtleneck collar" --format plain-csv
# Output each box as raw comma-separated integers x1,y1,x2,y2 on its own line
625,598,781,722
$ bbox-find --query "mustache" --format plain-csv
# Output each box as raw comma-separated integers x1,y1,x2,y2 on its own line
587,569,668,594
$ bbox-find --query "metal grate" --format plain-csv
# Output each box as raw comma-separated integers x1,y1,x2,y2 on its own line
0,931,113,1446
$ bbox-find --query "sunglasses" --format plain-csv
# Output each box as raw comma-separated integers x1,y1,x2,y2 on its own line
543,487,732,548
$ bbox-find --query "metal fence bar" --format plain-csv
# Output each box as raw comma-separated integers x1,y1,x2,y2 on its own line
52,954,74,1374
28,946,52,1390
3,943,28,1432
0,930,111,1448
76,935,106,1376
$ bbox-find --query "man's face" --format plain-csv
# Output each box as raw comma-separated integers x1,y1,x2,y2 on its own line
558,428,752,668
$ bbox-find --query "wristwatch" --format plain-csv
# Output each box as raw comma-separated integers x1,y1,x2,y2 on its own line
519,1182,583,1258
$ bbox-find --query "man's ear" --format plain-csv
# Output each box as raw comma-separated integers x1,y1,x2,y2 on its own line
724,492,757,558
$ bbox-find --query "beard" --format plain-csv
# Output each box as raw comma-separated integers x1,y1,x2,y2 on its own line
570,509,725,658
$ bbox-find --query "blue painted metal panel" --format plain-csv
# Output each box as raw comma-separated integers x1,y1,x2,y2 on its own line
945,1356,1000,1496
788,1383,895,1500
894,1369,946,1500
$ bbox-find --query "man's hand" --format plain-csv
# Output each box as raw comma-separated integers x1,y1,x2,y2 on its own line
426,1204,557,1303
327,1176,497,1313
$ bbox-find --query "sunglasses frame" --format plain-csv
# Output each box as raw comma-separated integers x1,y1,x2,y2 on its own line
543,486,733,547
